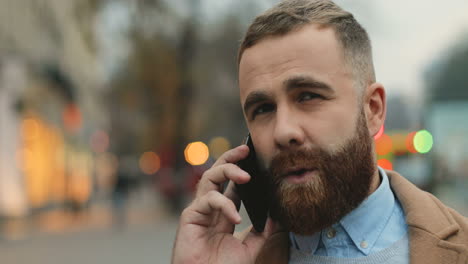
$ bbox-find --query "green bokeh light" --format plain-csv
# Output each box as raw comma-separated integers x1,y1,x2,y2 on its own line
413,130,433,154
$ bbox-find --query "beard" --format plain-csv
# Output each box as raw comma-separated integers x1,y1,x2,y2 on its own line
266,109,375,235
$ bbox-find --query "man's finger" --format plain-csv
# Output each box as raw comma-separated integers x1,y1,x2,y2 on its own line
196,163,250,197
195,191,242,225
212,144,249,167
223,181,241,211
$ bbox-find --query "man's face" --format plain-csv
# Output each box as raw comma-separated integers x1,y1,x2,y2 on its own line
238,24,376,234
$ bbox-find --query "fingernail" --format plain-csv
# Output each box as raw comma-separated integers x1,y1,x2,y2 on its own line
235,213,242,223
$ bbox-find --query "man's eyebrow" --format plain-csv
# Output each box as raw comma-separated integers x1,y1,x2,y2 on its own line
243,91,272,115
283,75,334,93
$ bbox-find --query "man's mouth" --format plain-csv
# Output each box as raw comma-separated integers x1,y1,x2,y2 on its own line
282,167,318,184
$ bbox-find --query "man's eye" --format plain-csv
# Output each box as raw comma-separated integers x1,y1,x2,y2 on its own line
252,104,275,119
298,92,322,102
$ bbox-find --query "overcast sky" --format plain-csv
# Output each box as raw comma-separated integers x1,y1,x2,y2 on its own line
196,0,468,106
109,0,468,107
340,0,468,105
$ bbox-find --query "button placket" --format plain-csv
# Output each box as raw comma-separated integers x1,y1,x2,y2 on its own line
326,228,336,239
360,240,368,249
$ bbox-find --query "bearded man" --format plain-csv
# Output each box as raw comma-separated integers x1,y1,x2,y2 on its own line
171,0,468,263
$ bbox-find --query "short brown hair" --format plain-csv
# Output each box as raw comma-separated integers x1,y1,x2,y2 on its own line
238,0,375,91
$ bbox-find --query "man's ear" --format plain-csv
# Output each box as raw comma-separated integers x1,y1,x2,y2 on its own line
364,82,386,137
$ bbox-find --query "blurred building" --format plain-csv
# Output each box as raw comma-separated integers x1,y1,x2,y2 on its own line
0,0,109,218
0,59,28,217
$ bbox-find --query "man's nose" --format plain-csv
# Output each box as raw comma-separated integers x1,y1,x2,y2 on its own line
273,107,305,149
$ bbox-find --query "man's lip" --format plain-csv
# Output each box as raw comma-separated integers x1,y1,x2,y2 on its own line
281,167,316,178
283,168,318,184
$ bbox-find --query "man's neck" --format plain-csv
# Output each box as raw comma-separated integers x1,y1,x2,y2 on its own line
367,167,382,196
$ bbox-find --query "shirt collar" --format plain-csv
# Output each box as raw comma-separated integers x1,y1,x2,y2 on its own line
289,167,396,255
339,167,395,254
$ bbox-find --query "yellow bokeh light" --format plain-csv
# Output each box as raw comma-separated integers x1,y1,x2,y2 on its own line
139,152,161,175
21,118,40,141
209,137,231,159
68,152,92,204
20,117,68,208
391,133,407,154
185,141,210,166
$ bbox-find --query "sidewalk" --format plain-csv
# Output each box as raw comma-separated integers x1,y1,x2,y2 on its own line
0,188,180,264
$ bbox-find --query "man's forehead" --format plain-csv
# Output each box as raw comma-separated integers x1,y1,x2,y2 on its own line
238,24,346,100
239,24,339,63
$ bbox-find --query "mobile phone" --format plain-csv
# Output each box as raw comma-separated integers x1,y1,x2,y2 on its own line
235,134,269,232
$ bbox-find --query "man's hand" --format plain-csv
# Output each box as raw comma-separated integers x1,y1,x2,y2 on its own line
171,145,277,264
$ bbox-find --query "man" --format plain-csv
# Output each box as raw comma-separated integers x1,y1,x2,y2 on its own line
172,0,468,263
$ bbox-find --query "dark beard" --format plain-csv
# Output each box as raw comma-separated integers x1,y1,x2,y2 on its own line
267,110,375,235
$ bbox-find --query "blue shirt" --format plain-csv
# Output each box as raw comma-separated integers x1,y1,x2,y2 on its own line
289,167,408,257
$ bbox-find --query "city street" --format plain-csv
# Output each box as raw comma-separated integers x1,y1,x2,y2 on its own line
0,190,180,264
0,192,253,264
1,219,178,264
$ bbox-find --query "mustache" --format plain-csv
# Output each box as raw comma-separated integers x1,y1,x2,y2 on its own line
268,147,329,183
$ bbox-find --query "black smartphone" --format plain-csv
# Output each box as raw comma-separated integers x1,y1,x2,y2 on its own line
235,134,269,232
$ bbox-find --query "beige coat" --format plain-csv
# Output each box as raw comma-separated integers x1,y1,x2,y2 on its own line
249,170,468,264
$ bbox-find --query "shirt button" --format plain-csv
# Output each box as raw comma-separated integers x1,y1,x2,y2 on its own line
326,228,336,239
360,241,368,249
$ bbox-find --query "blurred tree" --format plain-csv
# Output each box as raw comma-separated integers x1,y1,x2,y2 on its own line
426,34,468,103
191,14,247,143
423,32,468,193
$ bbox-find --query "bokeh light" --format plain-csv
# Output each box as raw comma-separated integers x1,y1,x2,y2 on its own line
21,118,40,141
139,152,161,175
405,131,418,153
413,130,433,154
208,137,231,159
90,130,110,153
375,133,393,155
19,117,67,208
184,141,209,165
392,133,407,155
95,152,118,190
62,103,82,133
378,158,393,170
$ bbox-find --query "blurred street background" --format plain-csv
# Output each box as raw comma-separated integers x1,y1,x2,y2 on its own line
1,0,468,263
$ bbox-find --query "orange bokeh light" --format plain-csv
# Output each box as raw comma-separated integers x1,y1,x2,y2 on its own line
406,131,418,153
184,142,210,166
378,159,393,170
139,152,161,175
21,118,40,141
375,134,393,155
20,117,67,207
62,103,82,133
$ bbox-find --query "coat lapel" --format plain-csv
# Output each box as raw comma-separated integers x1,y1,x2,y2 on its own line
387,170,467,264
